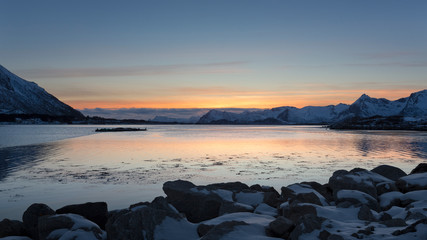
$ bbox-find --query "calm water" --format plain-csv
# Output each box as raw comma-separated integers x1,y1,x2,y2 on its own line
1,124,426,219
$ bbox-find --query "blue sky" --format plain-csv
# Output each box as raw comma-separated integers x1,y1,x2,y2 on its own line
1,0,427,114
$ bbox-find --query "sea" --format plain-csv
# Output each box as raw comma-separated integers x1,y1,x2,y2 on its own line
1,124,426,220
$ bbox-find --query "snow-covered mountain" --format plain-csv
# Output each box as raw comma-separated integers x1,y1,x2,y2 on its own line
338,90,427,120
197,90,427,125
0,65,83,118
198,104,350,124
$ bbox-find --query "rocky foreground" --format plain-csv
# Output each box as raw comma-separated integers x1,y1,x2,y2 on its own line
1,164,427,240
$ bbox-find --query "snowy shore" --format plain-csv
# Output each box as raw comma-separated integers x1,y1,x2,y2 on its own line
1,164,426,240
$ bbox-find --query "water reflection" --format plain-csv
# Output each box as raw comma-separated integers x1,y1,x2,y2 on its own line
0,142,62,181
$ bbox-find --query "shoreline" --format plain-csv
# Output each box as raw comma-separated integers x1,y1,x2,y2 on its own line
1,163,426,240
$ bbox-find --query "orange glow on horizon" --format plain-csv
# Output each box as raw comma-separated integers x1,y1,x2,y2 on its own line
64,88,422,110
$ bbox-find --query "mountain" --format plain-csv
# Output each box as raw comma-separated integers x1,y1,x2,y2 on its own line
197,90,427,128
331,90,427,130
0,65,83,119
198,104,350,124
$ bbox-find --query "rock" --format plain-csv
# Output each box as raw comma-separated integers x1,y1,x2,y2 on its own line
56,202,108,229
358,205,376,222
410,163,427,174
200,221,248,240
335,189,379,211
281,183,328,206
318,230,331,240
197,224,214,237
376,182,398,195
38,213,104,240
235,190,264,207
268,216,294,238
371,165,407,181
289,214,325,240
329,169,389,200
406,211,427,221
281,202,317,223
254,203,277,217
218,202,253,215
392,219,427,236
379,212,392,221
379,191,403,210
301,182,334,202
328,234,344,240
22,203,55,240
380,218,407,227
0,219,27,238
400,190,427,206
290,192,323,206
163,180,223,222
248,185,281,207
396,172,427,193
105,196,183,240
205,182,249,192
263,191,281,208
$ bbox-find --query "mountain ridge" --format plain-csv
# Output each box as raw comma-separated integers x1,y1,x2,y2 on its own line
0,65,83,119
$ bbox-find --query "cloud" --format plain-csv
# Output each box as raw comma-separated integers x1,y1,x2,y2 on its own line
17,61,249,78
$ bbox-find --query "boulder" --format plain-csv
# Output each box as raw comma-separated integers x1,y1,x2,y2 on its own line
105,196,184,240
22,203,55,240
357,205,376,222
290,192,323,206
376,182,398,195
318,230,331,240
380,218,407,227
205,182,249,192
289,214,325,240
268,216,294,239
218,202,253,215
410,163,427,174
38,214,105,240
379,191,403,210
396,172,427,193
335,190,379,211
56,202,108,229
328,169,389,199
0,219,27,238
163,180,224,222
371,165,407,181
281,183,328,206
281,202,317,223
254,203,277,217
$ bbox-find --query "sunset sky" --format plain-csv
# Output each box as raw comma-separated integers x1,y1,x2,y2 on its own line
2,0,427,117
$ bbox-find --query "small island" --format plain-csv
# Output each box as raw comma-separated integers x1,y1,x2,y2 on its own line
95,127,147,132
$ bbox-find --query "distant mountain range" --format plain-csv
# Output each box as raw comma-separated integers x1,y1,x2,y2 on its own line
1,64,425,129
0,65,83,121
196,90,426,126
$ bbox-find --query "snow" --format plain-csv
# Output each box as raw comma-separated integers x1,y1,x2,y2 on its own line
212,189,234,202
379,191,404,208
336,189,376,205
154,217,198,240
202,212,275,227
235,192,264,207
45,214,106,240
399,173,427,188
400,190,427,202
254,203,278,217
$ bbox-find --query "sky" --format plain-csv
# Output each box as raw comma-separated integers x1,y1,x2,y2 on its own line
1,0,427,118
